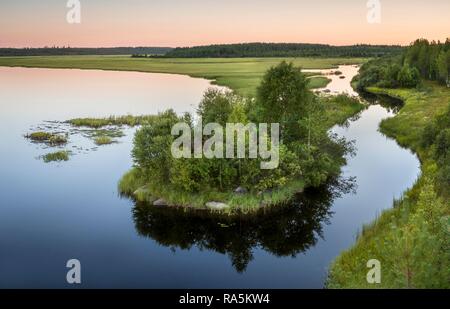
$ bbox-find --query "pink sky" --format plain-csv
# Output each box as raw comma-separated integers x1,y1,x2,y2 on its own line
0,0,449,47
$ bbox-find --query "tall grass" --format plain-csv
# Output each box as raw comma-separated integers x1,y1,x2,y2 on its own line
93,135,114,145
68,115,159,129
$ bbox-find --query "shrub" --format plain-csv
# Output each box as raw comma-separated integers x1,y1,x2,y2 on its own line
132,110,180,181
255,61,313,144
197,88,235,126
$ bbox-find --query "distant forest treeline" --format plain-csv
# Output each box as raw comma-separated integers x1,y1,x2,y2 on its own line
0,47,172,57
161,43,404,58
1,43,405,58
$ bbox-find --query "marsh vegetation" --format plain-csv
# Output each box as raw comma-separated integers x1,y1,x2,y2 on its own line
93,135,115,146
42,150,70,163
25,131,68,145
68,115,159,129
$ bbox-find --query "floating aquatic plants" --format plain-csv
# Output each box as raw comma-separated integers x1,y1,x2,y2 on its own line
42,150,71,163
25,131,68,145
93,135,115,146
26,131,53,141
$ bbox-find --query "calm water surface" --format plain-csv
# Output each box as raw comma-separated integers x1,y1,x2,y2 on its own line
304,65,360,96
0,66,419,288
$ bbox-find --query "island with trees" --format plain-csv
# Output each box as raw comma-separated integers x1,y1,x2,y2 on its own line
118,61,363,214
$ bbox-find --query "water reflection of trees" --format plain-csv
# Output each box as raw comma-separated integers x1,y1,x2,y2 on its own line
359,91,404,113
131,177,355,273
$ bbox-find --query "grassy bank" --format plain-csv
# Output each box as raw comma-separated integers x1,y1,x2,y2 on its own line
0,56,366,96
369,84,449,152
119,168,306,214
328,82,450,288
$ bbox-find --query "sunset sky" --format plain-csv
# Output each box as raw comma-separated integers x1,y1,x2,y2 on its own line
1,0,449,48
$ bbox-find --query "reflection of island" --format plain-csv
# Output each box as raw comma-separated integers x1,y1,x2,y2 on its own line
131,177,355,273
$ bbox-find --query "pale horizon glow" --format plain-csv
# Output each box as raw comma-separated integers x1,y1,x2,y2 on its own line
0,0,449,48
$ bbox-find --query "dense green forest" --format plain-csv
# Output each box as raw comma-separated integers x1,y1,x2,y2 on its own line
1,43,403,58
161,43,403,58
354,39,450,90
0,47,172,57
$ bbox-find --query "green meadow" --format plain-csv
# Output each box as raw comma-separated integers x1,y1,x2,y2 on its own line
0,56,366,96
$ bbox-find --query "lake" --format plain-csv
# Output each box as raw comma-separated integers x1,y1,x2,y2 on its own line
0,66,420,288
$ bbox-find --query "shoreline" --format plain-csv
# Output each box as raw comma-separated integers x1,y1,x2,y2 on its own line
328,82,450,288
